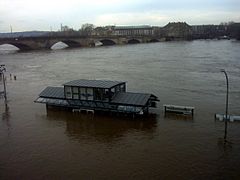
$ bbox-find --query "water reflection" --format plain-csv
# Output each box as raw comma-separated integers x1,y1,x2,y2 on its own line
2,104,10,120
164,112,194,121
1,103,11,135
46,109,158,143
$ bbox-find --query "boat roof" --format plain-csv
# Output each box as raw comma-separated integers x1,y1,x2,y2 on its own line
111,92,155,106
39,87,64,99
38,87,158,107
115,25,152,30
63,79,125,89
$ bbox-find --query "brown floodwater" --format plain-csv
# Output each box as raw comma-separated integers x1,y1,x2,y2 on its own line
0,40,240,179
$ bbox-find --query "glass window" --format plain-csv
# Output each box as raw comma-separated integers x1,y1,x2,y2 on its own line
87,88,93,100
73,87,78,93
72,87,79,99
80,88,86,100
111,88,115,93
94,88,104,100
120,84,125,92
103,89,109,100
73,94,79,99
65,86,72,99
115,85,120,93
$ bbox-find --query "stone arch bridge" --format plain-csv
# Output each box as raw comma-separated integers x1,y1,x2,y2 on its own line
0,35,162,51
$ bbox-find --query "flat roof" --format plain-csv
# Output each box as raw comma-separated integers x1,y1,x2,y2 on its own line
111,92,152,106
39,87,64,99
115,25,152,30
63,79,125,89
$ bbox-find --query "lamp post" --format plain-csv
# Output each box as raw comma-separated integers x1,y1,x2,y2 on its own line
220,69,229,142
0,64,7,105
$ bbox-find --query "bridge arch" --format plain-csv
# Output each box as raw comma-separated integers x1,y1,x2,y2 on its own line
100,39,116,46
0,44,19,51
149,39,159,43
93,41,103,47
127,39,140,44
51,42,68,49
51,40,82,49
62,40,81,47
0,43,32,51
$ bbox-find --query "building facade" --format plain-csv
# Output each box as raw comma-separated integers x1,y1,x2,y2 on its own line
112,26,154,36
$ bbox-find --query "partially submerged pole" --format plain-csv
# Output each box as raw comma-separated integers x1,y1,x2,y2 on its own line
0,64,7,106
220,69,229,142
2,71,7,102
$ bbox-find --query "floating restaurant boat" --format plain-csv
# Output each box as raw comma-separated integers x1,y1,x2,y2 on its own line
35,79,159,115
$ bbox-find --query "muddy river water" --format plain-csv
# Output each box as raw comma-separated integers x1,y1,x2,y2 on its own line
0,40,240,179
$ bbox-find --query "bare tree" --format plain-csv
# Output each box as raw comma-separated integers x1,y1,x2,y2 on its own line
80,23,95,36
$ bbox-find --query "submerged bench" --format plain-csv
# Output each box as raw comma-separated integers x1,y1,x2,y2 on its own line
72,108,95,114
163,104,194,116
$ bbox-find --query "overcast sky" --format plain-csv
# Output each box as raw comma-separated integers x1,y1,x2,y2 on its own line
0,0,239,32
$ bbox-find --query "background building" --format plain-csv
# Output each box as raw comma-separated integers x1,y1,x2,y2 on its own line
112,25,154,36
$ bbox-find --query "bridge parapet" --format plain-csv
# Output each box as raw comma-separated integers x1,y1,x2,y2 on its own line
0,35,164,50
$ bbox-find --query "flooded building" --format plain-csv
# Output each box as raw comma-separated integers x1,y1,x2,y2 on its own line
35,79,159,115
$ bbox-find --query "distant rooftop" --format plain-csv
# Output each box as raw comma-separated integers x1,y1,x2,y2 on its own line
114,25,152,30
63,79,125,89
